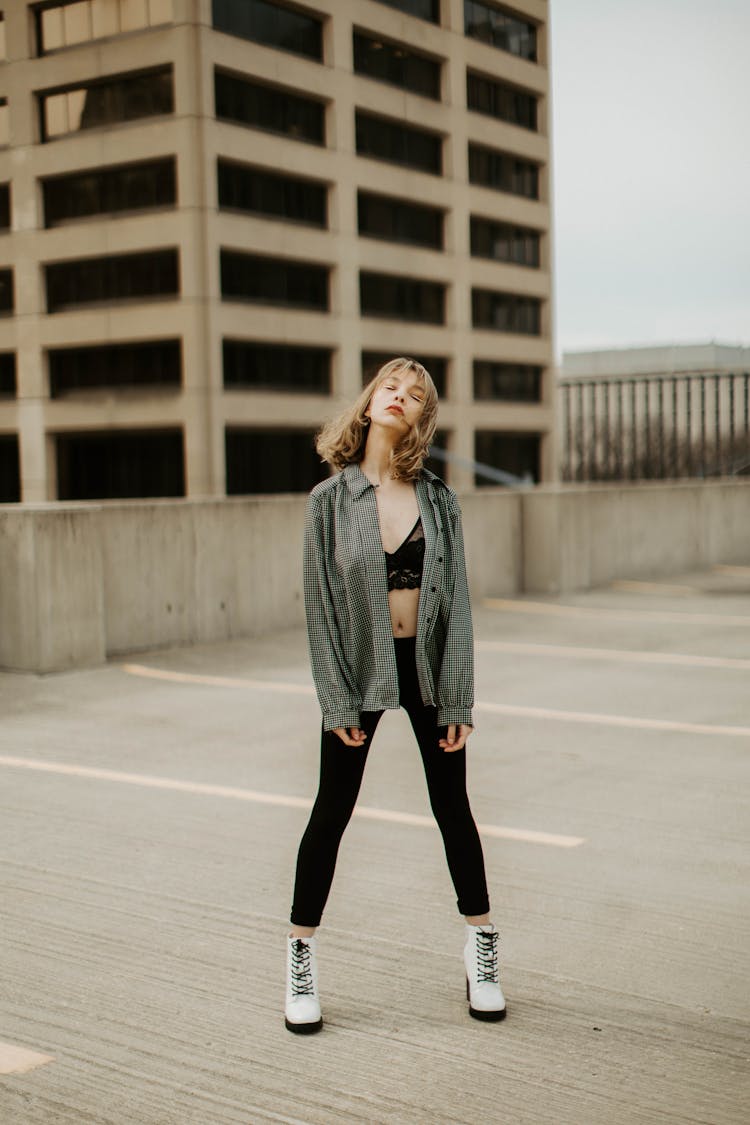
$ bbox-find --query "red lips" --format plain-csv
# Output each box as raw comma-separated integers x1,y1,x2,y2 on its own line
386,404,404,415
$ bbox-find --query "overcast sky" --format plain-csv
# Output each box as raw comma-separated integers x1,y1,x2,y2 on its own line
549,0,750,359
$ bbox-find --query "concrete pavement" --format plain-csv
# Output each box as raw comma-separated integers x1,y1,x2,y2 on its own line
1,566,749,1124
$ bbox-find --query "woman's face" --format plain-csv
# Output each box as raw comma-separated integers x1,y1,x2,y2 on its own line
366,368,427,434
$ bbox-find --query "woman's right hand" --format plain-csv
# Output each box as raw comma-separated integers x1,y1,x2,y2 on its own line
333,727,368,747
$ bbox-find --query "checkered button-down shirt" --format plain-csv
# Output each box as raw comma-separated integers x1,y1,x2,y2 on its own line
303,463,474,731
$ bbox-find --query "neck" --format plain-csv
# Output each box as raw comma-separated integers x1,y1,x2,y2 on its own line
360,427,398,484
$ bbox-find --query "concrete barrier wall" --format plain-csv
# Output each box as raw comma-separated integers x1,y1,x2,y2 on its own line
2,479,749,672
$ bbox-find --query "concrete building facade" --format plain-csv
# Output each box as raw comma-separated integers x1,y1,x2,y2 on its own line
0,0,554,503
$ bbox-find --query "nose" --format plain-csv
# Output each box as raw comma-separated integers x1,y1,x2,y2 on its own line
394,386,405,402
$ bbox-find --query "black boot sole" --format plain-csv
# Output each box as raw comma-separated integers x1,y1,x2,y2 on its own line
285,1017,323,1034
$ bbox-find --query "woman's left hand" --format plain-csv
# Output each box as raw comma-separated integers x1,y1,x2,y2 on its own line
439,723,473,752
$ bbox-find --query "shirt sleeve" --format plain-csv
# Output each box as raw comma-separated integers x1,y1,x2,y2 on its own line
303,491,362,731
436,494,474,729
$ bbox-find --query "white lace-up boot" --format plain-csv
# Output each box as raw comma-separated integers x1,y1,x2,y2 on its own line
464,923,506,1021
285,934,323,1034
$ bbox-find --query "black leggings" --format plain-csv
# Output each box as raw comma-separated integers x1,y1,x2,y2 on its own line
290,637,490,926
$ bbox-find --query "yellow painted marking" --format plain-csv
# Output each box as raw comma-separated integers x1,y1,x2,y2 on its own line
483,597,750,626
0,1042,55,1075
474,701,750,738
476,640,750,671
122,663,315,694
122,663,750,738
609,579,697,596
0,755,584,848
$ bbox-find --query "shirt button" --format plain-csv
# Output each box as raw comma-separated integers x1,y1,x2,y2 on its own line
438,556,443,562
431,586,436,592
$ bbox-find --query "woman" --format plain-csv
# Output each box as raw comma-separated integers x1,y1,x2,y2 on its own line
285,357,506,1033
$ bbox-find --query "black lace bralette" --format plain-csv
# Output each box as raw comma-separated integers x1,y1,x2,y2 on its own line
384,517,425,591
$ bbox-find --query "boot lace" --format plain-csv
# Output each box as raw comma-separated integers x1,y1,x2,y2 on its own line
290,939,315,997
475,929,499,984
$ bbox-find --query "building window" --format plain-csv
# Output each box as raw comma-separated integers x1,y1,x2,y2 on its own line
212,0,323,60
472,288,541,334
0,352,15,396
215,70,325,146
56,429,185,499
225,428,327,494
468,142,539,199
369,0,440,23
0,433,20,503
360,271,445,324
45,248,179,312
0,268,13,314
35,0,174,55
39,66,174,141
223,341,331,393
473,360,541,402
358,191,443,250
355,110,442,175
0,99,8,147
362,351,447,397
0,184,9,229
466,70,537,131
42,157,176,227
220,250,329,311
218,160,327,228
353,31,441,100
0,13,6,63
475,430,540,485
470,216,540,267
464,1,536,61
49,340,182,396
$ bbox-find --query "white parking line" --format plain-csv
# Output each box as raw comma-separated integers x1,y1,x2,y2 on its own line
483,597,750,626
0,1042,55,1075
0,755,584,849
122,663,750,739
476,640,750,671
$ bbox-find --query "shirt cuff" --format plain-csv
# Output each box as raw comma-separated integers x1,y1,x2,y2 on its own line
437,705,474,728
322,708,361,732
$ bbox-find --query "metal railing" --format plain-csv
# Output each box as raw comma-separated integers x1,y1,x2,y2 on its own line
559,371,750,482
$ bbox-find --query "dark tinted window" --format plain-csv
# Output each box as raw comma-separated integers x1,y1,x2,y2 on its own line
464,1,536,60
353,31,441,100
40,67,174,141
220,250,329,310
218,160,327,227
0,184,9,230
225,428,327,493
472,288,541,334
468,142,539,199
475,430,540,485
0,269,13,313
212,0,323,60
466,71,537,130
0,352,15,396
425,428,449,478
215,70,325,145
49,341,182,397
358,191,443,249
0,434,20,503
56,429,185,500
42,158,176,227
362,351,447,397
46,249,179,313
223,341,331,393
470,216,539,267
369,0,440,22
356,110,442,174
360,271,445,324
473,360,541,401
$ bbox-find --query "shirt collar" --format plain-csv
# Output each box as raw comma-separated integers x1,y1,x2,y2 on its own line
342,462,442,500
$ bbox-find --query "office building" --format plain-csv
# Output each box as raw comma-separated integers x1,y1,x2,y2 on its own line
0,0,554,502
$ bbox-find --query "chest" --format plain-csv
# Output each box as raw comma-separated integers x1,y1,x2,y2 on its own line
375,487,420,555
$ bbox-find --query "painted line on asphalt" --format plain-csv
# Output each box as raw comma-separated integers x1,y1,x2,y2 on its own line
0,1041,55,1075
609,579,698,596
122,663,750,739
476,639,750,671
0,755,584,848
483,597,750,626
712,564,750,577
474,701,750,738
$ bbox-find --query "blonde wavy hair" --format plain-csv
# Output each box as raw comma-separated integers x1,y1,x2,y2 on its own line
316,357,439,480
